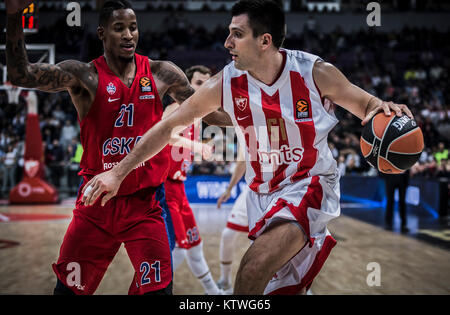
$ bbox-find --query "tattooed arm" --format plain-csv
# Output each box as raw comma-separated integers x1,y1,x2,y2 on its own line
152,61,232,127
7,12,79,91
6,11,97,117
151,60,195,105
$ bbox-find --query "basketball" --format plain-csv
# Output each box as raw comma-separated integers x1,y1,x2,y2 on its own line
360,112,424,174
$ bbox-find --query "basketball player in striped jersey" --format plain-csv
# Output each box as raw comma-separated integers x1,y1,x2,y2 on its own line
5,0,226,295
82,0,414,294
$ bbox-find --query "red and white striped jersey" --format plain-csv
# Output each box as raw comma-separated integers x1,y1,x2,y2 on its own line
222,49,339,194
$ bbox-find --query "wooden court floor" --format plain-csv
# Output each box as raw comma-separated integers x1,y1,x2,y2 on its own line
0,202,449,295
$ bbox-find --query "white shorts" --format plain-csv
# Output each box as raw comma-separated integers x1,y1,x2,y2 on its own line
226,185,249,232
246,174,340,295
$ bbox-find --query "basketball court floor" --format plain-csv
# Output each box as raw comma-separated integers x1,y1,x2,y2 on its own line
0,198,449,295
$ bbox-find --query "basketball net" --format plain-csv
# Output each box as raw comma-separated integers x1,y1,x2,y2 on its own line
9,90,59,204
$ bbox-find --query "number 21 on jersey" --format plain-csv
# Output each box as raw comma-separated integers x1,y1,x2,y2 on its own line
140,261,161,286
115,103,134,127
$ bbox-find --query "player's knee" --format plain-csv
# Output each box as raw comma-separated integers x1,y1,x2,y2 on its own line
53,278,75,295
238,254,269,279
143,281,173,295
222,227,238,242
186,241,204,262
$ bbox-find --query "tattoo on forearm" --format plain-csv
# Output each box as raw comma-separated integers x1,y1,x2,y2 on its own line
6,13,31,86
173,85,195,103
152,61,195,103
6,13,87,91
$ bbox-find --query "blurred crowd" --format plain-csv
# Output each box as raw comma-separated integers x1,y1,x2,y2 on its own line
0,17,449,196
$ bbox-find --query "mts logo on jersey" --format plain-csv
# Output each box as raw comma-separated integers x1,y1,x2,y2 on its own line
258,145,304,167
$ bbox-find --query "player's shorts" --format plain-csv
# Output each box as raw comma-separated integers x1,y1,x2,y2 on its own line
226,185,249,232
246,174,340,295
52,178,172,295
164,179,201,250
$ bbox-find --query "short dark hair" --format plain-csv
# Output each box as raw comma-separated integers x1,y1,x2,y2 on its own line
185,65,212,82
99,0,133,27
231,0,286,49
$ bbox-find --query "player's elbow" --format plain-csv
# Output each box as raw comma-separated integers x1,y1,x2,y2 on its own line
7,64,34,88
203,111,233,127
8,75,21,87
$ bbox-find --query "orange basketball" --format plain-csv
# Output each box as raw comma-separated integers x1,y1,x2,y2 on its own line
360,112,424,174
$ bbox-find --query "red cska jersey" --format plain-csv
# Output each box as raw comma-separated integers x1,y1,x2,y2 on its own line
78,53,170,196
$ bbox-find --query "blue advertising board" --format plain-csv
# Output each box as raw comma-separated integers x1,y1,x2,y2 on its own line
184,175,445,218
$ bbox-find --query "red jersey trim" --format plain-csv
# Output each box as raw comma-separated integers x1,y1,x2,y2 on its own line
248,175,323,243
226,222,249,233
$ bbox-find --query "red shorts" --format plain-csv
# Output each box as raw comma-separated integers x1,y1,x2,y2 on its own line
52,180,172,295
164,179,201,249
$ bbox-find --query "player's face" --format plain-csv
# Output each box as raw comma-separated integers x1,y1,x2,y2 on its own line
190,71,211,91
224,14,261,70
102,9,138,61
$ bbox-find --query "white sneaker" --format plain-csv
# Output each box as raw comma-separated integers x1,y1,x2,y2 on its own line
204,288,226,295
216,280,233,295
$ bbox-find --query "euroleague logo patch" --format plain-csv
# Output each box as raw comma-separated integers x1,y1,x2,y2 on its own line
139,76,152,92
295,99,310,121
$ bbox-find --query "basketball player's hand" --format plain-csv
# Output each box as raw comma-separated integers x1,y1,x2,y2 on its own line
81,170,122,207
362,99,413,126
217,190,231,209
6,0,33,14
201,144,213,160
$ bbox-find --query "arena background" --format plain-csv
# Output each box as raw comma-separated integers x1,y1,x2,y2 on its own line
0,0,449,295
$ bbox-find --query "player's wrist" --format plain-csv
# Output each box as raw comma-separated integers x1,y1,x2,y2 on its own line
365,96,382,116
111,163,129,182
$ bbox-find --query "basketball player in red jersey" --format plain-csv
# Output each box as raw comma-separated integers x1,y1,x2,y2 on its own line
5,0,227,295
163,66,224,295
82,0,414,295
128,66,222,295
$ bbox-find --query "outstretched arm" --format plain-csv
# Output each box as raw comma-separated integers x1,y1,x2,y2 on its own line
312,60,413,125
6,10,90,93
82,72,224,206
154,61,232,127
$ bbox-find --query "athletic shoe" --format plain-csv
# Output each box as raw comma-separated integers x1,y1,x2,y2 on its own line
216,279,233,295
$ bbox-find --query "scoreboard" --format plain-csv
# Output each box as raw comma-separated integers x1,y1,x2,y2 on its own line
22,2,38,33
